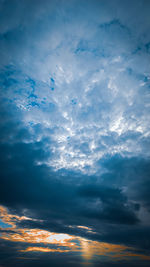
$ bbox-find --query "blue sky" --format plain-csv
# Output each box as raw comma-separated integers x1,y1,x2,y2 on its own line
0,0,150,266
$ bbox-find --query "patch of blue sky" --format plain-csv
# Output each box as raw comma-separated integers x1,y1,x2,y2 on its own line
71,99,77,105
50,77,55,91
29,101,39,107
3,77,17,87
28,93,37,99
26,77,36,89
28,121,34,126
0,219,12,229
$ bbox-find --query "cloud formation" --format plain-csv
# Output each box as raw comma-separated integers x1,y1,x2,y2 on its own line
0,0,150,266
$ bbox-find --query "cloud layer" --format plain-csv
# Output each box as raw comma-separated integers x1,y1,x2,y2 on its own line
0,0,150,266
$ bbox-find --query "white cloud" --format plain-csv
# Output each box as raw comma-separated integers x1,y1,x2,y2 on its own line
0,0,150,173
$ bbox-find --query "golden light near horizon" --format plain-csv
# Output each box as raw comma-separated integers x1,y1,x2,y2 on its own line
1,205,150,263
0,228,75,246
20,247,70,253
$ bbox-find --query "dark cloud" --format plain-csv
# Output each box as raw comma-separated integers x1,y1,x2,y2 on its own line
100,155,150,212
0,83,150,266
78,185,139,224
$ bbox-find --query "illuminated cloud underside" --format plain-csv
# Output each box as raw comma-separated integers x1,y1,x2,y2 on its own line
0,205,150,263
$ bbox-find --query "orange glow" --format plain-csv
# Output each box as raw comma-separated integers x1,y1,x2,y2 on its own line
80,239,129,259
20,247,70,253
0,228,74,246
111,252,150,261
0,205,39,229
77,225,93,231
1,205,150,262
79,238,150,262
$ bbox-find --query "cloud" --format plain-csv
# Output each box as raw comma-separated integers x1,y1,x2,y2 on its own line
0,0,150,266
0,0,149,173
1,204,150,267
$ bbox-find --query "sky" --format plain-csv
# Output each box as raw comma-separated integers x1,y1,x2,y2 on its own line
0,0,150,266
